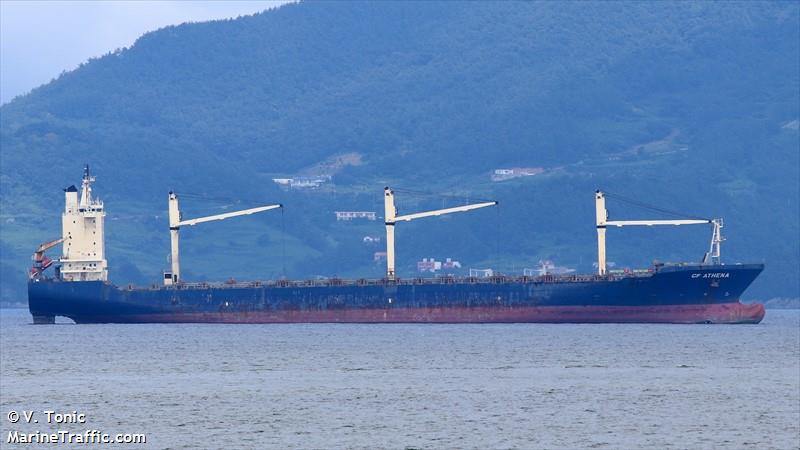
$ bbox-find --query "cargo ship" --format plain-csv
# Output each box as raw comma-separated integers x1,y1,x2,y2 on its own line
27,167,765,324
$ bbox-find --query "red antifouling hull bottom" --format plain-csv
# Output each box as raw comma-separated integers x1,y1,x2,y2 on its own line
93,302,766,324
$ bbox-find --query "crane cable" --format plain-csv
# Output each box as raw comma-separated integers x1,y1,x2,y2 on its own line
390,187,496,205
603,191,709,221
281,206,287,280
176,192,280,209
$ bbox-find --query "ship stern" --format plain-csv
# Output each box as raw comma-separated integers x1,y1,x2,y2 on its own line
28,280,56,324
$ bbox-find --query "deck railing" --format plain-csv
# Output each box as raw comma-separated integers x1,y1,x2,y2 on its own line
131,270,654,291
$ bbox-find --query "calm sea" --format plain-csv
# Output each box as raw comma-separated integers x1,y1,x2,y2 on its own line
1,308,798,449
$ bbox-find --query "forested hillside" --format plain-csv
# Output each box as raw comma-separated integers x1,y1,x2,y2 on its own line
1,1,798,303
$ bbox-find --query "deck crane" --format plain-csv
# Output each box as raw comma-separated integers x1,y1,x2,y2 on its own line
595,190,724,275
383,187,497,280
165,192,282,285
29,237,65,279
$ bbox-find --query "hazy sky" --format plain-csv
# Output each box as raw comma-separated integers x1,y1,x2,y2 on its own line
0,1,290,104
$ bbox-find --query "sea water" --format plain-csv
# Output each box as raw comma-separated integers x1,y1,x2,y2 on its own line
1,308,798,449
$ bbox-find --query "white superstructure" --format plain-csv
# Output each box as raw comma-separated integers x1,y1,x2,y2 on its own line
60,165,108,281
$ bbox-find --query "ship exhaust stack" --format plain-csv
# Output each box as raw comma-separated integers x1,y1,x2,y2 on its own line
164,192,282,285
383,187,497,280
594,190,721,275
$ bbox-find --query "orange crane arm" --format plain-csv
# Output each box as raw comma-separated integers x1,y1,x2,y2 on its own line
33,238,64,262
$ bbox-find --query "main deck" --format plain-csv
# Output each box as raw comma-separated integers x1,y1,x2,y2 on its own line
29,264,765,324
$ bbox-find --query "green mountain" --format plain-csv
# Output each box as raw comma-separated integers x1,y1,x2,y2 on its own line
1,1,798,303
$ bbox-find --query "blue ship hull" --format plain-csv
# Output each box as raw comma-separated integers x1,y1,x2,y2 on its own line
28,263,765,324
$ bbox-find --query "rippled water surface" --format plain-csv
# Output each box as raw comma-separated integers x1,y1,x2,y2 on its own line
1,308,798,449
